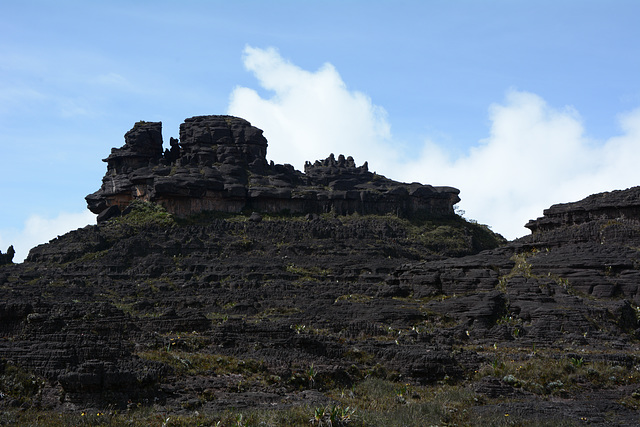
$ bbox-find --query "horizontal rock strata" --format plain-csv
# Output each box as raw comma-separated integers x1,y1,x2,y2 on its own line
86,116,460,221
526,186,640,233
2,118,640,424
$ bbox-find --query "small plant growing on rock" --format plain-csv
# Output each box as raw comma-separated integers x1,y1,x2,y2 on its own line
291,324,307,334
311,405,356,426
307,363,318,387
511,250,536,277
311,406,325,425
330,405,356,425
491,359,505,376
395,383,411,404
235,414,247,427
570,356,585,368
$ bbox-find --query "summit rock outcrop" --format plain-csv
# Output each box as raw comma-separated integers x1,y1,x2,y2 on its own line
86,115,460,221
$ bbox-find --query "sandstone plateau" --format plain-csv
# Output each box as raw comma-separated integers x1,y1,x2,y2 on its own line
1,116,639,426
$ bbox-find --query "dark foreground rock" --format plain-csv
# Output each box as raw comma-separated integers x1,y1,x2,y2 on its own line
1,114,640,424
0,209,508,422
2,185,640,424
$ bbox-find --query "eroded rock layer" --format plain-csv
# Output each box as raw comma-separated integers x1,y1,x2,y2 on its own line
86,116,460,221
2,140,640,424
526,186,640,233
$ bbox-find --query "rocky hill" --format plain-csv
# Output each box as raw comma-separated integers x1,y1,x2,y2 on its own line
1,117,640,426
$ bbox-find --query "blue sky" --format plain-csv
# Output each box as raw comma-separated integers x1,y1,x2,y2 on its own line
2,1,640,261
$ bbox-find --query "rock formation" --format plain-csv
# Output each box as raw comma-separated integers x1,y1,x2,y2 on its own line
526,186,640,233
0,245,14,265
86,115,460,221
1,116,640,424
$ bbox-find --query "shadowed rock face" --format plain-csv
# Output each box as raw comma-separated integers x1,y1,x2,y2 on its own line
0,246,14,265
2,121,640,424
86,115,460,221
526,186,640,233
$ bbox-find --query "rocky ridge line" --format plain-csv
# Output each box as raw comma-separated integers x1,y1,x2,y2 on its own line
526,186,640,233
86,115,460,222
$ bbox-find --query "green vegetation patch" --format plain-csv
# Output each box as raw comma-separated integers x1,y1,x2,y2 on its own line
0,406,314,427
408,213,506,255
136,349,267,378
325,378,479,426
110,200,175,228
477,352,640,395
0,360,46,407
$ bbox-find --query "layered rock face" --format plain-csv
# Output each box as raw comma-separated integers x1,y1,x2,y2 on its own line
526,186,640,233
3,186,640,424
1,212,502,415
3,123,640,424
86,115,460,221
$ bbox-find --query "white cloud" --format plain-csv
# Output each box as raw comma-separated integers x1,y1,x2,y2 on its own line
227,47,640,240
228,46,393,172
0,210,95,263
401,93,640,239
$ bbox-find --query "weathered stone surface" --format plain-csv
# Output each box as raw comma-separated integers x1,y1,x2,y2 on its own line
526,186,640,233
3,141,640,424
1,207,503,413
0,246,14,265
474,376,528,398
391,185,640,346
86,115,460,221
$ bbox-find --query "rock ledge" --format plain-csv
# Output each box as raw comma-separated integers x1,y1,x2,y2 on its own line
86,116,460,221
526,186,640,233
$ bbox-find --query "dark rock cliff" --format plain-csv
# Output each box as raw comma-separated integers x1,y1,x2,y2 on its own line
1,117,640,425
526,186,640,233
86,116,460,221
